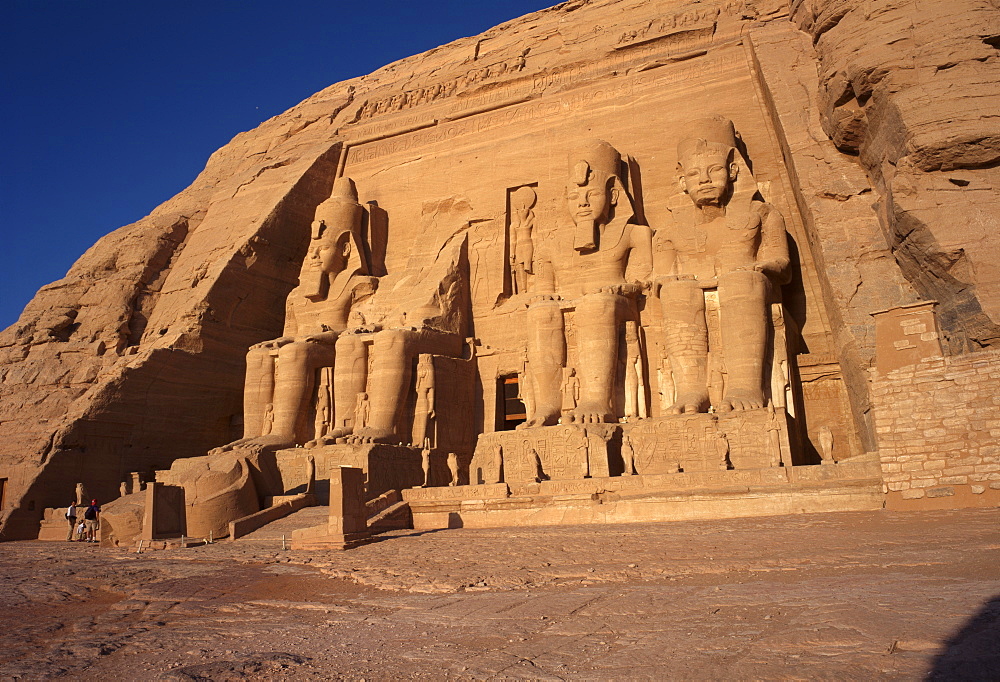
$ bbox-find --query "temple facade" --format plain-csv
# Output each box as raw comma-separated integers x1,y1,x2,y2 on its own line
4,0,999,540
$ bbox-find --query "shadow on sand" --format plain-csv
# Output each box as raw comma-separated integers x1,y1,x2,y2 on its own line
927,594,1000,680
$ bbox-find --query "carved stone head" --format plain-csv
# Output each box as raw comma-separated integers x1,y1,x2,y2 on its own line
303,177,368,300
676,116,739,208
566,139,622,251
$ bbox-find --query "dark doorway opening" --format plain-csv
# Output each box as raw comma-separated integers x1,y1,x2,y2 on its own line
498,375,526,430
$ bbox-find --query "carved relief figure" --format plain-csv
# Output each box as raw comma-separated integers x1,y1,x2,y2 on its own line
561,367,580,415
654,116,790,414
523,139,653,426
714,430,731,470
305,454,316,495
577,427,590,478
656,357,674,414
261,403,274,436
494,443,504,484
510,186,537,294
818,425,836,464
237,177,377,448
412,354,436,447
354,392,370,431
469,219,503,310
622,434,635,475
623,320,648,420
447,452,460,486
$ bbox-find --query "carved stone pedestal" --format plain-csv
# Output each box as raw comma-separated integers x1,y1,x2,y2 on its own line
623,408,790,474
291,467,371,550
276,443,428,502
471,424,615,485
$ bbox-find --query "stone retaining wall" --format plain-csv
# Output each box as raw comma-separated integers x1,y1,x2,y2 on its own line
872,349,1000,509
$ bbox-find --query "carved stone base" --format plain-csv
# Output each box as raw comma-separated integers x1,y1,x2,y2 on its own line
471,424,615,485
290,524,371,550
406,459,885,530
469,408,790,484
623,408,790,475
276,443,430,501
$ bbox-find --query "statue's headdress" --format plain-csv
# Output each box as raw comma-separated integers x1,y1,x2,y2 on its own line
676,115,738,162
568,139,621,188
566,139,635,251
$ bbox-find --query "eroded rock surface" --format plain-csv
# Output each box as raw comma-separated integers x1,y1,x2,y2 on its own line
792,0,1000,352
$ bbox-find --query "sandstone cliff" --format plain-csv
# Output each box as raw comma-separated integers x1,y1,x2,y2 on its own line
792,0,1000,352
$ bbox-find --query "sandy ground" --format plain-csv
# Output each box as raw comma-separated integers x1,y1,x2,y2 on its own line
0,508,997,680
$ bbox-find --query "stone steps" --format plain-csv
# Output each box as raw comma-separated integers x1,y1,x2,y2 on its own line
234,505,329,544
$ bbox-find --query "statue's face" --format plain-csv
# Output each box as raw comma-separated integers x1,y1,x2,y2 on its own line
678,150,736,206
312,233,351,274
566,180,611,225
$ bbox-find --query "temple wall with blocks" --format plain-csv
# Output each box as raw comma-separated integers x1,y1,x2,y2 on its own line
873,348,1000,510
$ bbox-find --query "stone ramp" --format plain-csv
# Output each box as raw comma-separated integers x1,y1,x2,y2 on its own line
233,505,329,546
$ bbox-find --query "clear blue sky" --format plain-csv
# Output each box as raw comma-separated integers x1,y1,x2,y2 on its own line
0,0,554,331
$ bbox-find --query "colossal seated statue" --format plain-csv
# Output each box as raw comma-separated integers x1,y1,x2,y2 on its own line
224,177,377,451
324,229,470,445
522,139,653,427
654,116,791,414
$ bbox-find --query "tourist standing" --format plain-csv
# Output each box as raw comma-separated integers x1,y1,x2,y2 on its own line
65,501,77,541
83,499,100,543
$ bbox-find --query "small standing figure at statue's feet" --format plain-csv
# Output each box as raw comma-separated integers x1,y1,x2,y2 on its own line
447,452,460,487
305,454,316,495
421,440,432,487
715,431,731,471
622,434,636,476
818,425,836,465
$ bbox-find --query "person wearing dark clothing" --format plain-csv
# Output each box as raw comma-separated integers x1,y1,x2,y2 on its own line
83,500,100,543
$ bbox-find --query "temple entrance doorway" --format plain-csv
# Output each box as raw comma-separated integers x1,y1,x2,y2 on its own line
498,375,526,431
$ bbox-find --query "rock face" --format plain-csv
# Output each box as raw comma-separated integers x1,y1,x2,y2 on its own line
2,0,998,538
792,0,1000,353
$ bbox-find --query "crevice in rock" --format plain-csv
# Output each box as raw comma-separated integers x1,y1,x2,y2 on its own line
890,209,1000,353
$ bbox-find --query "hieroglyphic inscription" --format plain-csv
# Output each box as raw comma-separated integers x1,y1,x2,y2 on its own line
403,482,509,502
353,50,530,123
346,50,746,166
616,7,719,47
344,25,743,141
471,424,611,484
625,409,787,474
546,426,590,480
719,413,767,469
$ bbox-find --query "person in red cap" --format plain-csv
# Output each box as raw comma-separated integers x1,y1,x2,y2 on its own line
83,499,101,543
